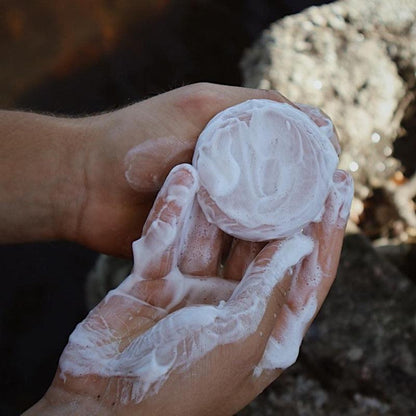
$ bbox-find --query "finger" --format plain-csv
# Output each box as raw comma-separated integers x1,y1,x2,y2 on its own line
132,163,198,279
255,170,354,378
225,234,314,348
178,201,225,276
223,239,266,280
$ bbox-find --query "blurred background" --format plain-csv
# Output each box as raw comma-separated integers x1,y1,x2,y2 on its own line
1,0,330,113
1,1,415,415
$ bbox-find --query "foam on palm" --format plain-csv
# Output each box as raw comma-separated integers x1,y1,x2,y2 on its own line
193,99,339,241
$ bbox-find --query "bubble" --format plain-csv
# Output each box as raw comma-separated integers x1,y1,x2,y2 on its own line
302,21,314,31
376,162,386,172
349,161,359,172
383,146,392,157
312,80,323,90
371,132,381,143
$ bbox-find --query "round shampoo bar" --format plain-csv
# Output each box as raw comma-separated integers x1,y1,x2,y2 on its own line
192,99,339,241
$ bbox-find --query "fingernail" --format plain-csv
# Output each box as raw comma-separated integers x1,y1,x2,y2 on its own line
166,164,199,195
333,169,349,184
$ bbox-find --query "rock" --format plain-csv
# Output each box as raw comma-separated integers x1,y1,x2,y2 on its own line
238,234,416,415
241,0,416,210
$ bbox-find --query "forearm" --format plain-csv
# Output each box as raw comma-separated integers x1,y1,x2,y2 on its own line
0,110,91,243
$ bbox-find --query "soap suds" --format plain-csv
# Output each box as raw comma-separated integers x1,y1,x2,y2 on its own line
254,295,318,376
193,99,339,241
59,99,353,404
60,222,313,403
255,172,354,376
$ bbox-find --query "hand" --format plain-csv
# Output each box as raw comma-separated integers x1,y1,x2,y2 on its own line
0,83,334,253
24,165,353,416
64,83,295,256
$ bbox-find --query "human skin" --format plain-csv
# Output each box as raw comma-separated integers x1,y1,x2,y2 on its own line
2,83,353,414
0,83,295,257
22,164,352,416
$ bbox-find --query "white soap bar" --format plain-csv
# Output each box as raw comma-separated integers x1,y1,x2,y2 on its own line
193,99,339,241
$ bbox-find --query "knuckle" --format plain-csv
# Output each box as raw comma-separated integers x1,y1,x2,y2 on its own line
261,88,287,103
174,82,221,117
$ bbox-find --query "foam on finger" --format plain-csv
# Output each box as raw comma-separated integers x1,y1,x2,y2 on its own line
254,172,354,376
133,164,199,278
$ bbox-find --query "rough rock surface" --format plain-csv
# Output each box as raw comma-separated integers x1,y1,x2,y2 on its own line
238,234,416,415
241,0,416,232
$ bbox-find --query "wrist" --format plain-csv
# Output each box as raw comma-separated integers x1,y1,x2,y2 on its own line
59,106,159,255
50,115,96,243
0,111,94,243
55,109,139,250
